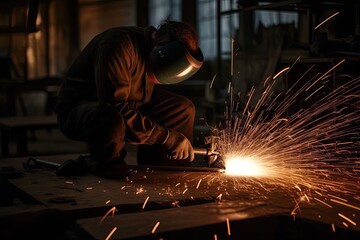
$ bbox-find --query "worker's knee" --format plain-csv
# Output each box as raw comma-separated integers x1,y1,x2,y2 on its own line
88,103,125,141
86,104,126,161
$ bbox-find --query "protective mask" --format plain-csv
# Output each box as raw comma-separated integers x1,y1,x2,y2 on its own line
147,40,204,84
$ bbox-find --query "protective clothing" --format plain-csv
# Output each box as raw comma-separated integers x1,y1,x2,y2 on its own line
54,25,197,168
162,128,195,161
55,26,164,146
147,40,203,84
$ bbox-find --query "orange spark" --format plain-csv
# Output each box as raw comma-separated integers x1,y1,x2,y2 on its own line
338,213,357,226
291,200,301,216
328,194,348,202
224,155,270,176
314,198,333,208
305,59,345,91
151,221,160,234
142,196,150,210
208,53,360,229
315,191,324,196
314,12,339,29
105,227,117,240
196,179,202,189
172,201,180,208
330,199,360,211
287,56,301,75
263,76,271,87
99,207,118,225
273,67,290,79
303,194,310,203
331,223,336,232
136,187,144,194
226,217,231,236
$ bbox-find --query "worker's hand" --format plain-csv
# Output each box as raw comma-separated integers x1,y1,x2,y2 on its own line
162,129,195,161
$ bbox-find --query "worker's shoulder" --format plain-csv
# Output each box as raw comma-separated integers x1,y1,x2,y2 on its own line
99,26,144,37
91,26,144,45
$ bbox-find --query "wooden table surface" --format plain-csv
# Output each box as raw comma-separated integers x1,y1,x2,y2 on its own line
1,154,359,239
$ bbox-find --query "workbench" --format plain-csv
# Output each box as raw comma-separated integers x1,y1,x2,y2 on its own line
0,154,359,240
0,115,58,157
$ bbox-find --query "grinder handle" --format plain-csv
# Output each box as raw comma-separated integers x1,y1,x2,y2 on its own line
193,147,220,156
193,147,208,155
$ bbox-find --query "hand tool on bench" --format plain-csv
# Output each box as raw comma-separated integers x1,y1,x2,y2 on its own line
25,157,89,176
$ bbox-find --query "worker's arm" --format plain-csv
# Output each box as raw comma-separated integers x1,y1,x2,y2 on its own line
119,103,194,161
94,42,166,145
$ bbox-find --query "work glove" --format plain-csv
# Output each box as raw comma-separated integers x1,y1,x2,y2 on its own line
162,129,195,161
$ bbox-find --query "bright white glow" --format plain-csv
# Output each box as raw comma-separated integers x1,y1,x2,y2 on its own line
225,155,269,176
176,66,193,77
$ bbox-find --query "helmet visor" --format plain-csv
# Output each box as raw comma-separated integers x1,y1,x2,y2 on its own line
147,41,204,84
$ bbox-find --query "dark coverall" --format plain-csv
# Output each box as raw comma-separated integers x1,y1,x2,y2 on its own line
54,26,195,168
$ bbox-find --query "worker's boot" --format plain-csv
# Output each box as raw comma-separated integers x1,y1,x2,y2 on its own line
91,148,128,179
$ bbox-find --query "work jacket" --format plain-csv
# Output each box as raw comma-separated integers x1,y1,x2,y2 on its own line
55,26,166,145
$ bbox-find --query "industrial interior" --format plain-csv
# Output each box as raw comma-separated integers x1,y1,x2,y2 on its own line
1,0,360,239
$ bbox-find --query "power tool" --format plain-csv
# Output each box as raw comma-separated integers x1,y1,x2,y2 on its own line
193,135,225,169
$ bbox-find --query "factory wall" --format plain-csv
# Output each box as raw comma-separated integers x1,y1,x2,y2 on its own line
1,0,359,121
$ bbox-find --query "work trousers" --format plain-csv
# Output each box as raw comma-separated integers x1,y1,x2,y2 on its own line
55,87,195,166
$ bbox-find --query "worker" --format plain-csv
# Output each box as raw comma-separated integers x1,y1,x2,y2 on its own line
54,20,204,177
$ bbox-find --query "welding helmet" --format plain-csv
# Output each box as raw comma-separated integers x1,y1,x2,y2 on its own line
147,40,204,84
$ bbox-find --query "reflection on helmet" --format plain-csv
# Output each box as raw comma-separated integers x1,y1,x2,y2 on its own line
147,40,204,84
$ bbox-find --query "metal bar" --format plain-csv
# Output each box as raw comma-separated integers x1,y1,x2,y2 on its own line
30,158,61,169
131,165,225,173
